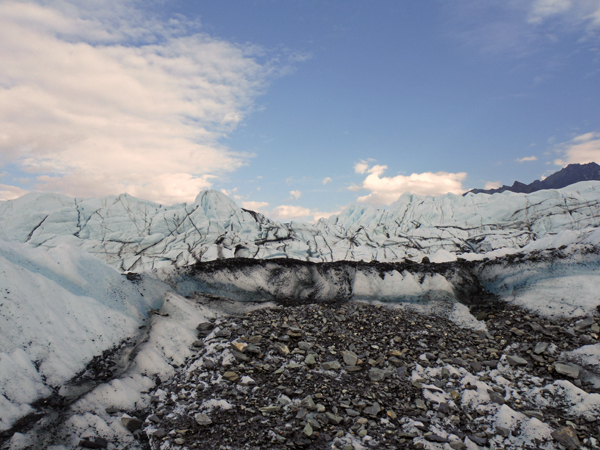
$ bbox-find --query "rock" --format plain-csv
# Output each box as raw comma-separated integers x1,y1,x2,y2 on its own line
415,399,427,410
574,317,594,330
153,429,167,439
300,395,316,411
120,415,143,432
592,323,600,333
326,412,343,424
196,322,215,332
470,361,482,372
79,437,109,449
488,390,505,405
304,354,317,365
368,367,386,382
425,435,449,443
302,422,313,437
449,442,466,450
363,402,381,416
223,371,239,381
506,355,528,366
230,349,248,362
273,342,289,355
259,406,280,414
496,426,510,438
341,350,359,366
551,426,581,449
534,342,549,354
231,342,248,353
554,363,580,378
322,360,341,370
174,438,184,445
346,408,360,416
345,365,362,372
467,435,487,446
195,413,212,425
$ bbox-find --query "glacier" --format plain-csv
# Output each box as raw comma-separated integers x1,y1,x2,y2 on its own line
1,181,600,272
1,183,600,448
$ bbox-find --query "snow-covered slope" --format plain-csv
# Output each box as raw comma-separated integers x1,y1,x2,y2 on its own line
2,182,600,271
0,241,166,432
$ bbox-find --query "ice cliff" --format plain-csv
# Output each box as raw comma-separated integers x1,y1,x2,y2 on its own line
1,182,600,271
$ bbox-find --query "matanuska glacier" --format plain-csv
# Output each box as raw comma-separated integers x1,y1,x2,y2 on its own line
1,182,600,450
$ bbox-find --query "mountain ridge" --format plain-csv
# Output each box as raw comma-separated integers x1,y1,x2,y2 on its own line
465,162,600,195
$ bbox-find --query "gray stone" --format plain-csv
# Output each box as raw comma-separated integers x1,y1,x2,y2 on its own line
506,355,528,366
449,442,466,450
346,408,360,416
551,426,581,449
415,399,427,410
194,413,212,425
273,342,289,355
425,435,449,443
302,422,313,436
120,416,143,432
322,360,341,370
488,390,505,405
300,395,316,410
304,354,317,365
574,317,595,330
363,402,381,416
467,435,487,446
496,426,511,438
368,367,386,382
554,363,580,378
326,412,344,424
534,342,549,354
341,350,359,366
259,406,280,414
153,429,167,439
79,438,109,449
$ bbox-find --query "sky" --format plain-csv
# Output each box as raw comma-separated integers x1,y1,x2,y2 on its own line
1,0,600,221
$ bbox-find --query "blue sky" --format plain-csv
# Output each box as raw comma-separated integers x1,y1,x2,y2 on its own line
1,0,600,221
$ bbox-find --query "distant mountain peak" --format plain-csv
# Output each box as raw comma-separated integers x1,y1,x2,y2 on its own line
465,162,600,196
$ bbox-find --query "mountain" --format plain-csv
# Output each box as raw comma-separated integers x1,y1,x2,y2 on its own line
466,162,600,195
2,182,600,272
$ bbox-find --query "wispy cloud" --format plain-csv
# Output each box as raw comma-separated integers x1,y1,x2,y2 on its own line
289,190,302,199
271,205,313,220
241,201,270,213
0,1,289,204
322,177,332,185
554,131,600,166
0,184,29,201
516,155,538,162
484,181,502,189
446,0,600,58
353,163,467,205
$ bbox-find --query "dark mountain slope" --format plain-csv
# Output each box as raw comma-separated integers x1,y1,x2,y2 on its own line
466,162,600,195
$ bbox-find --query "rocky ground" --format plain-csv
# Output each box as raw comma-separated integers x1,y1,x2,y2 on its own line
127,300,600,450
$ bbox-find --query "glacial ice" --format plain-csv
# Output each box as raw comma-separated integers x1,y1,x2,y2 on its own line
2,181,600,272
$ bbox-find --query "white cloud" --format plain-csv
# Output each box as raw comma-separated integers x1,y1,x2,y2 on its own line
312,210,340,221
242,201,270,212
554,131,600,166
354,161,370,174
529,0,572,23
322,177,332,185
484,181,502,190
516,155,538,162
354,164,467,205
0,183,29,201
289,190,302,199
271,205,313,220
0,1,283,204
